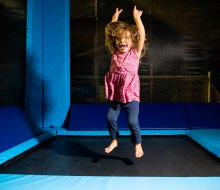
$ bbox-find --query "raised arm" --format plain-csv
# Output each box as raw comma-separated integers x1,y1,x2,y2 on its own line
111,8,123,22
133,6,145,58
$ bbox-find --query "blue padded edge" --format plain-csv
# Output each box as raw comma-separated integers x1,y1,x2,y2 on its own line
185,103,220,129
0,132,55,165
186,129,220,158
68,103,189,131
0,106,44,153
139,103,188,129
56,128,186,136
68,104,109,131
1,175,220,190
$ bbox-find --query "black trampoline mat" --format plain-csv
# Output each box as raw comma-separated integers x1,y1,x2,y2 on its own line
1,136,220,176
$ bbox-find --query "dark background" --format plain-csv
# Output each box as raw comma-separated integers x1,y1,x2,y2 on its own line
0,0,220,107
0,0,26,106
70,0,220,103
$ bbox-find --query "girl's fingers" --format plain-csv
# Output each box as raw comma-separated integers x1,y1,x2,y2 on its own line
133,6,142,16
116,8,123,14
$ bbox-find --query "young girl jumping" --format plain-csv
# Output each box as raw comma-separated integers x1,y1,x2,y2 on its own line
104,6,147,158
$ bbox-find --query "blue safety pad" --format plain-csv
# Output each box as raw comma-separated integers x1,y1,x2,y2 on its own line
68,103,189,131
186,129,220,158
41,0,70,128
25,0,43,127
1,174,220,190
0,132,54,165
25,0,70,128
139,103,188,129
0,106,43,153
68,104,128,131
68,104,107,131
185,103,220,129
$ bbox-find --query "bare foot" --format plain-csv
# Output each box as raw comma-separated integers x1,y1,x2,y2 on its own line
135,143,144,158
105,140,118,153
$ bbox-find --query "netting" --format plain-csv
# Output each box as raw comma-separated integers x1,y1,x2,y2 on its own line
71,74,209,103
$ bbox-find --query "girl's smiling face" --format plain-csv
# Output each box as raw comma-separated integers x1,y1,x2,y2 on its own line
115,31,132,53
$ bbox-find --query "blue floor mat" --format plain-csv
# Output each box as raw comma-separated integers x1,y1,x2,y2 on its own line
186,129,220,158
0,174,220,190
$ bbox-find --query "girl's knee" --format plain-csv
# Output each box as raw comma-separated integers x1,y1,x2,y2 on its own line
128,119,139,128
106,114,117,123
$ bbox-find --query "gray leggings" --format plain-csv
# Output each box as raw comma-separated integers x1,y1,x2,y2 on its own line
106,101,142,144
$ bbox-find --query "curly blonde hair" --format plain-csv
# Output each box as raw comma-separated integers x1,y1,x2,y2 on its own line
105,21,148,57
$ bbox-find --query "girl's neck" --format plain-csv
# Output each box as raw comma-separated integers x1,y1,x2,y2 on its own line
117,49,131,54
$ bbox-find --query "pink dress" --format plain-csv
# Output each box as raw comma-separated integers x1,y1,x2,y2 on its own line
105,48,140,103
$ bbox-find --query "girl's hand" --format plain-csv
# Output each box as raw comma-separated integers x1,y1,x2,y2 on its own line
133,6,143,18
111,8,123,22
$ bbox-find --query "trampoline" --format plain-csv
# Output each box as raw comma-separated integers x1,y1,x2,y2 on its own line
1,104,220,190
1,135,220,190
1,136,220,177
1,0,220,190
